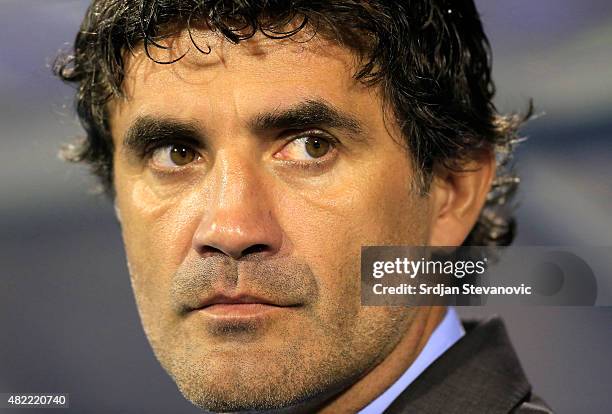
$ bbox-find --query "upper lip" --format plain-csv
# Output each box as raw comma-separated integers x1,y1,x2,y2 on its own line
193,294,287,311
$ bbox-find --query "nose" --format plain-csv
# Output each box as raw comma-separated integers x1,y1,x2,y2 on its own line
191,154,283,260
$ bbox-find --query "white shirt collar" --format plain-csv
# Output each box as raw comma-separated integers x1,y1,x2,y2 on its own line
359,307,465,414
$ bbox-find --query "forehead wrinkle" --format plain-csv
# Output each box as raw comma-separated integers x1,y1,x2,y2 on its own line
156,27,316,70
114,30,317,110
123,24,359,79
110,28,375,146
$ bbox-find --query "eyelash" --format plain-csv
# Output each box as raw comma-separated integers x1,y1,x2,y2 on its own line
278,131,339,169
139,140,202,176
139,130,340,171
142,139,197,158
289,130,339,146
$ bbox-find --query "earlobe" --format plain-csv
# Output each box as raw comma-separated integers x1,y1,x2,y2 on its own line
114,202,123,224
428,152,496,246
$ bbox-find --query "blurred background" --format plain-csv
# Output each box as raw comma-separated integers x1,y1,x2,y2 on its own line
1,1,611,413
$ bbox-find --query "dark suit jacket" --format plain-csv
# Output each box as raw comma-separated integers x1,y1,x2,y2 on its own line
384,316,553,414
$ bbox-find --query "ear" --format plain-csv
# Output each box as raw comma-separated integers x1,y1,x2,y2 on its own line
114,201,123,224
427,151,495,246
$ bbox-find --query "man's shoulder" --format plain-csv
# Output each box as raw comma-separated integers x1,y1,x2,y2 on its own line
385,316,553,414
513,394,554,413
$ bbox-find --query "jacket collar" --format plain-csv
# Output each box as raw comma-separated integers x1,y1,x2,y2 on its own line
384,316,532,414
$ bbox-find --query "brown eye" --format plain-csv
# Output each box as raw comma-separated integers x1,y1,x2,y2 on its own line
170,145,196,166
304,137,330,158
273,134,335,163
150,144,200,169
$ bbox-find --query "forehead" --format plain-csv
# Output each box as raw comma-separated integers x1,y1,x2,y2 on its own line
110,28,381,133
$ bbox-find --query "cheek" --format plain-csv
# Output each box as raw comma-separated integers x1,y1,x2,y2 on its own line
115,176,203,299
115,176,210,355
275,160,430,324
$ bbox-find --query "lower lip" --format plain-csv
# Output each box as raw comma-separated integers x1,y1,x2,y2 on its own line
197,303,286,318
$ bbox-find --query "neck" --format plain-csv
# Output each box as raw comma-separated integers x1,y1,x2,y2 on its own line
317,306,447,414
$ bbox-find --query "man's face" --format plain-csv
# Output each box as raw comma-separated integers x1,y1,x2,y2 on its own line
110,29,434,411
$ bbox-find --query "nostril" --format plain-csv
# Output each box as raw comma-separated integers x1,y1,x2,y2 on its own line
195,243,273,260
197,245,226,257
241,244,269,257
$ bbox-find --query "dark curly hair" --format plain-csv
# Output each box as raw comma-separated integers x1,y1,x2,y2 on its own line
54,0,530,246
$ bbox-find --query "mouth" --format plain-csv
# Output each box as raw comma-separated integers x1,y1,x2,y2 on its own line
191,294,300,320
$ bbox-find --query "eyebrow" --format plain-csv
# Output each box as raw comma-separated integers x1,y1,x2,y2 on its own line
250,99,365,137
122,116,202,155
122,99,366,153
